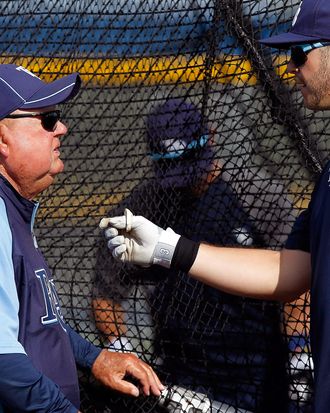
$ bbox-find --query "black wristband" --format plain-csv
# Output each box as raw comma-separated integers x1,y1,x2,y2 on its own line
171,236,200,273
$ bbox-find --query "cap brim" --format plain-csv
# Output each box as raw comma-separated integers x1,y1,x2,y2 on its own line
23,73,81,109
260,32,324,49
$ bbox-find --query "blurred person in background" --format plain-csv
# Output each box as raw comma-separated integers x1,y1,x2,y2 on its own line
94,98,291,412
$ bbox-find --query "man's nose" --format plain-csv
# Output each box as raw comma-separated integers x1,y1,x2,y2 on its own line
286,60,299,74
55,120,68,135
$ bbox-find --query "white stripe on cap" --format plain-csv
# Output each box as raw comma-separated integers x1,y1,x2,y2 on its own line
0,77,26,102
24,82,76,105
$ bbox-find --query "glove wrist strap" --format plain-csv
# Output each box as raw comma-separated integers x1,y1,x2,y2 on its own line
152,228,180,268
171,236,200,273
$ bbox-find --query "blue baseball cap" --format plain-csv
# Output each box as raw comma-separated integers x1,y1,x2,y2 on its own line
260,0,330,49
146,98,214,188
146,98,209,158
0,64,81,119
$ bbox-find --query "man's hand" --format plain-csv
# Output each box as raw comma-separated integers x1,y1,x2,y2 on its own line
99,209,180,268
91,349,165,397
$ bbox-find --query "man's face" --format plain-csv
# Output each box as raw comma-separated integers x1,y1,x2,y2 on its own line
287,47,330,110
0,107,67,198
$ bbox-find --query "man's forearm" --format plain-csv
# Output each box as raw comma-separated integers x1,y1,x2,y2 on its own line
0,353,77,412
189,245,311,302
100,211,311,302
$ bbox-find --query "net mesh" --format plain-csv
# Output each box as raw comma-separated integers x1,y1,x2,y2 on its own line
1,0,323,411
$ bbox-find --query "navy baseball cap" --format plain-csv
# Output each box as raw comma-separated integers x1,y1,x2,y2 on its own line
146,99,214,188
0,64,81,119
260,0,330,49
146,98,209,158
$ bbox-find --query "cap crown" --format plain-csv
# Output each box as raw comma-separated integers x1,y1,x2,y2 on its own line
146,99,208,155
293,0,330,40
0,64,80,119
260,0,330,48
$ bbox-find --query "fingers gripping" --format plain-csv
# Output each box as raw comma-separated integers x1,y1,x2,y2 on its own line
99,208,133,231
99,209,171,266
104,227,119,238
112,243,127,260
100,209,134,261
99,214,127,230
99,217,111,229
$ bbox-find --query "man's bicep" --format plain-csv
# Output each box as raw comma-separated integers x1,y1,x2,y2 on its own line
278,248,311,301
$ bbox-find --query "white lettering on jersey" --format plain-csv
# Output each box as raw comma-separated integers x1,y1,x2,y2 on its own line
35,269,67,331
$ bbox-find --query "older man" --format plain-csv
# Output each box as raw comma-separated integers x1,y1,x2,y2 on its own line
0,64,163,413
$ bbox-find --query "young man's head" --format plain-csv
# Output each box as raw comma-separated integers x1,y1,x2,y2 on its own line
260,0,330,110
146,98,215,189
0,65,81,198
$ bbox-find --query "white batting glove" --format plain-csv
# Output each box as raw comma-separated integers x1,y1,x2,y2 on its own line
99,209,180,268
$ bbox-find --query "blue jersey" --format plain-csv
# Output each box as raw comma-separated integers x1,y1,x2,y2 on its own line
285,160,330,413
0,175,100,412
95,176,288,412
155,177,288,411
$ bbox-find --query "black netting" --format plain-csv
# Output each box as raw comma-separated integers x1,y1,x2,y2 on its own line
1,0,321,412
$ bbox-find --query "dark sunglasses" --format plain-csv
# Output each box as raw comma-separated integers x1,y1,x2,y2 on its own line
4,110,62,132
290,42,330,68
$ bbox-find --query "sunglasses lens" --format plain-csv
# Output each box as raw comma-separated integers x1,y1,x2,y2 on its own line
42,112,60,131
291,47,307,67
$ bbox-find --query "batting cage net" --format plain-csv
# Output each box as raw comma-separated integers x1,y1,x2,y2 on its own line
1,0,323,412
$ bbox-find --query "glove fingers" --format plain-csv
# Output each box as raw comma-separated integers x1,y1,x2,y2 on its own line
107,235,125,249
104,227,119,239
113,244,127,260
99,217,111,229
100,216,127,230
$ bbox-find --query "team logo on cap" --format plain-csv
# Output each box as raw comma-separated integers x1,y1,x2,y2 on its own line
292,1,302,27
16,66,39,79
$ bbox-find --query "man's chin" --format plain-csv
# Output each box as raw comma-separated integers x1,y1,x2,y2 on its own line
302,92,330,111
51,161,65,176
303,98,320,111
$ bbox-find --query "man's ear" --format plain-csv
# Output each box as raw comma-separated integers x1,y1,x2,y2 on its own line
0,124,10,158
